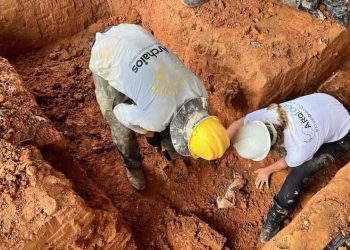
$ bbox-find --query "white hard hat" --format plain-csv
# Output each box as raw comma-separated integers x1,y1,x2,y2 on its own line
232,120,272,161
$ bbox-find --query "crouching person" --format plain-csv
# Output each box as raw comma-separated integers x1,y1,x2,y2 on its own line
89,24,230,190
227,93,350,243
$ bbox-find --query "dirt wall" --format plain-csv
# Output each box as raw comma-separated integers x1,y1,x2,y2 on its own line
318,59,350,110
2,0,350,110
0,57,136,249
110,0,350,113
0,0,111,58
263,161,350,250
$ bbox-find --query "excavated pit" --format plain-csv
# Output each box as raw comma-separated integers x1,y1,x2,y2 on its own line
0,58,136,249
1,0,350,249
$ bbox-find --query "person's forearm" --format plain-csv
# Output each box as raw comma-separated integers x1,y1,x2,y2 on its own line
227,118,244,140
265,158,288,174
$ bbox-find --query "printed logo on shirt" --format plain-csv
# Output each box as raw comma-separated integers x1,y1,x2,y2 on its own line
130,44,169,73
151,64,188,95
283,102,319,143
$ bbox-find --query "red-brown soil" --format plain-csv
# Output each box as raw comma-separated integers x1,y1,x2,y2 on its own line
1,0,350,249
0,0,111,57
318,60,350,110
0,58,136,249
10,19,348,249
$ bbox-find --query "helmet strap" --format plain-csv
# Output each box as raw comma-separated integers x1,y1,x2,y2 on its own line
185,111,209,140
193,114,209,127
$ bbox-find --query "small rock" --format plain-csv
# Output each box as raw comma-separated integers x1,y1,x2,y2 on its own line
85,69,92,75
89,129,99,136
48,52,59,60
225,189,236,204
56,112,68,121
73,93,85,102
60,49,71,61
26,165,37,176
251,25,261,35
52,83,61,90
6,173,16,182
69,49,79,57
92,145,103,153
216,197,234,209
207,212,214,218
43,198,57,215
0,94,4,103
230,174,246,190
250,40,261,48
33,68,43,76
240,201,247,209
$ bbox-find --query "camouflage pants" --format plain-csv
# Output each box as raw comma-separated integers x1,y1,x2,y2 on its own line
282,0,349,26
93,74,142,170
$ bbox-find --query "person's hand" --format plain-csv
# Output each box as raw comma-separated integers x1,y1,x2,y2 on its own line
145,131,155,138
254,167,272,190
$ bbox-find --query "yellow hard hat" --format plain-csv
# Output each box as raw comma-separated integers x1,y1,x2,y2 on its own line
188,116,230,160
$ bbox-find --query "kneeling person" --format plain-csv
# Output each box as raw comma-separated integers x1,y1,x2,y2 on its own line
227,93,350,243
89,24,229,190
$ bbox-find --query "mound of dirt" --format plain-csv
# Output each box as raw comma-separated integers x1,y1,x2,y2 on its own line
0,57,64,148
0,58,136,249
0,0,111,57
318,59,350,109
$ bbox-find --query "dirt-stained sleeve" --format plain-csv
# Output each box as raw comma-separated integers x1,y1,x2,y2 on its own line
113,103,148,134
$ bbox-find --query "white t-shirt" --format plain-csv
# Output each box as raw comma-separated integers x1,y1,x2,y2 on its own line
245,93,350,167
89,24,207,133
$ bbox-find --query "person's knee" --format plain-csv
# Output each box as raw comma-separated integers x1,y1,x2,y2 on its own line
289,167,307,181
311,153,335,168
111,124,139,152
94,89,115,120
276,168,307,208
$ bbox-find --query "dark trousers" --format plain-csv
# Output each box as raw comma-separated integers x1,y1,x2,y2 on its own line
276,130,350,209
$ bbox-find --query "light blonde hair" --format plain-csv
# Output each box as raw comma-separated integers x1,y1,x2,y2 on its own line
267,103,288,155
